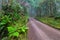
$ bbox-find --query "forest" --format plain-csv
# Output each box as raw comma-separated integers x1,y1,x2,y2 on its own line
0,0,60,40
36,0,60,29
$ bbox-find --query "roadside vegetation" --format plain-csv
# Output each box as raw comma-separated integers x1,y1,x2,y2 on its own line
36,17,60,29
36,0,60,30
0,0,28,40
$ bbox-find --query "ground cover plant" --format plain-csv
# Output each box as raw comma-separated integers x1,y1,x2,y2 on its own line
0,0,28,40
36,17,60,29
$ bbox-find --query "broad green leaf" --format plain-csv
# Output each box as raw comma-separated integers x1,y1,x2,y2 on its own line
13,32,19,37
9,32,19,37
7,26,17,33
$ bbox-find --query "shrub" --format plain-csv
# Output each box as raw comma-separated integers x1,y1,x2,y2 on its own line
0,0,28,40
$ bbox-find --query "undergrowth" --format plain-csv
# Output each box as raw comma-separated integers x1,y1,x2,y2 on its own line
0,0,28,40
36,17,60,30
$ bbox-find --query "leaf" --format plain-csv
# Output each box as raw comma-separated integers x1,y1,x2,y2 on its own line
7,26,17,33
20,25,28,33
13,32,19,37
21,29,25,33
9,32,19,37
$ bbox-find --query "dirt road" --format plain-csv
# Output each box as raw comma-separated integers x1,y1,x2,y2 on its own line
27,18,60,40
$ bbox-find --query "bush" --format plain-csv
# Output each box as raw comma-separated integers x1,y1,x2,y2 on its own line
0,0,28,40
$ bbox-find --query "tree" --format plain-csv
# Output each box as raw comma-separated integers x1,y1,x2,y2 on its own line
36,0,57,17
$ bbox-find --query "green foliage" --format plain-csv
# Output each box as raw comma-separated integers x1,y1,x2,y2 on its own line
2,4,20,21
54,13,60,19
0,0,28,40
36,0,60,30
7,26,17,34
9,32,19,37
7,25,28,38
0,15,11,32
20,25,28,33
36,0,57,17
38,17,60,29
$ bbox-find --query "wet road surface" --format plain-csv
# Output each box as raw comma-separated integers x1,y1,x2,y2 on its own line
27,18,60,40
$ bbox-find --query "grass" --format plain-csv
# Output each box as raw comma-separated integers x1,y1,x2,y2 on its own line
37,17,60,29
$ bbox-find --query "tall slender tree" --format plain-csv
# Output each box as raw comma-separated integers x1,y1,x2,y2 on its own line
46,0,56,17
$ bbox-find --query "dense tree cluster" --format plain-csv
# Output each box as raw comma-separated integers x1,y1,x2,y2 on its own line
36,0,60,19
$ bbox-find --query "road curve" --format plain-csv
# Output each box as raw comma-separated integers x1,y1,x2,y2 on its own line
27,18,60,40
